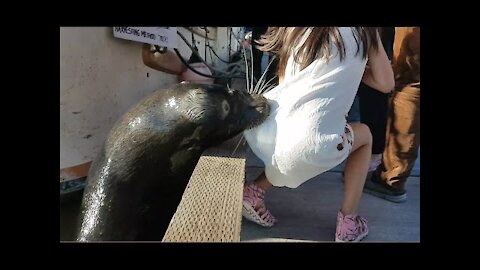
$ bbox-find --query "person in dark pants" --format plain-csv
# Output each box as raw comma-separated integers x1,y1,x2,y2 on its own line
363,27,420,203
359,27,395,171
347,27,395,171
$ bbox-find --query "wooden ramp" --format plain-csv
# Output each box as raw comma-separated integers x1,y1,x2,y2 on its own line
162,135,246,242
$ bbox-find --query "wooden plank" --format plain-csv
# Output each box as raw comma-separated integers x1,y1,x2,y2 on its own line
162,135,246,242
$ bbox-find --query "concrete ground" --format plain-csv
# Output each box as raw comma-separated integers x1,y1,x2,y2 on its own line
60,147,420,243
240,147,420,242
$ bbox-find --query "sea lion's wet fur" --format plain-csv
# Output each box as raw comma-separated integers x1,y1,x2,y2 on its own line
77,83,270,241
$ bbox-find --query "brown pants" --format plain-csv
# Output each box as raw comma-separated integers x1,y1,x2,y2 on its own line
375,84,420,190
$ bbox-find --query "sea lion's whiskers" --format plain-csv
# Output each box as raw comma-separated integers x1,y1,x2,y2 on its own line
255,55,277,95
249,42,255,94
231,135,245,157
242,47,250,94
258,75,278,95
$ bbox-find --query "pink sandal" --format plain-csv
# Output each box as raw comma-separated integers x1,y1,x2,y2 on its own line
335,211,369,242
242,182,277,227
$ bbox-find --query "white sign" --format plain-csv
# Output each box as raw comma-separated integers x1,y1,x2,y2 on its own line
113,27,178,48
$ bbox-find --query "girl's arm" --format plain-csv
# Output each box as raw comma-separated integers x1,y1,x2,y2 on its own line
361,32,395,93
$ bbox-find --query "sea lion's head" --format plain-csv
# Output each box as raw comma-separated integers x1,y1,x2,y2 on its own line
180,83,270,144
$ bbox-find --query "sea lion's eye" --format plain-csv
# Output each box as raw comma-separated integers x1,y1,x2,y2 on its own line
223,101,230,112
220,100,230,119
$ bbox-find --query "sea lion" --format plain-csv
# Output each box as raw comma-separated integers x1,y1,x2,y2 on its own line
76,82,270,241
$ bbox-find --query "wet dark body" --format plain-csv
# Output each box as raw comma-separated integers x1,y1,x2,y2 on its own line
76,83,270,241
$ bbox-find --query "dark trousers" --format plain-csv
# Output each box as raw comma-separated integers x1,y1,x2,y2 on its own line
358,27,395,155
375,84,420,189
358,82,390,154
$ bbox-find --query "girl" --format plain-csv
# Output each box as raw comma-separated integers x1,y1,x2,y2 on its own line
242,27,394,242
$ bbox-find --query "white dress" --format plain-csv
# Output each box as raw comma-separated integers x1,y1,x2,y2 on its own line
244,27,368,188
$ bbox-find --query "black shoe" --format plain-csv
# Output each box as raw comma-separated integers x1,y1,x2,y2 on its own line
363,174,407,203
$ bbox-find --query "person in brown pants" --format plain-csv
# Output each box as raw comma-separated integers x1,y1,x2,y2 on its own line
363,27,420,203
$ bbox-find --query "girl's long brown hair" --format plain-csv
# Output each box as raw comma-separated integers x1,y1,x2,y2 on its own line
256,27,380,79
